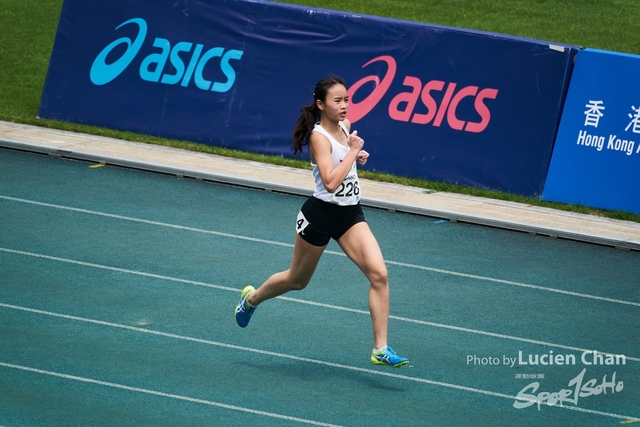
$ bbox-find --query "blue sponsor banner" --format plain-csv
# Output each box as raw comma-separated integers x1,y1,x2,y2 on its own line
39,0,577,196
543,49,640,214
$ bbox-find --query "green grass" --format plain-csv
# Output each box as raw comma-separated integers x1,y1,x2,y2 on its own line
1,0,639,222
296,0,640,55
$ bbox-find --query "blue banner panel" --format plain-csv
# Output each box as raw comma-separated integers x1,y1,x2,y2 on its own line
39,0,578,196
543,49,640,214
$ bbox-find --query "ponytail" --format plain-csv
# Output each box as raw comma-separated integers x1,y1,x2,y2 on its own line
291,103,319,155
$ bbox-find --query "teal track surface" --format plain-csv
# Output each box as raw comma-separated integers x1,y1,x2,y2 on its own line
1,148,639,426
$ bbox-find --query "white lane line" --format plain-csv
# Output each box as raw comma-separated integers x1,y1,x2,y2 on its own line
0,361,342,427
0,195,293,247
0,247,238,292
0,249,638,365
2,194,639,308
0,303,637,422
276,296,640,363
384,260,640,308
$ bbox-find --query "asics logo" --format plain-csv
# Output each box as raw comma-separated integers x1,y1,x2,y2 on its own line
90,18,147,86
90,18,243,93
347,56,499,133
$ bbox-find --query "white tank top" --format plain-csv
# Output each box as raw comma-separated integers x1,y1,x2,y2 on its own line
311,122,361,206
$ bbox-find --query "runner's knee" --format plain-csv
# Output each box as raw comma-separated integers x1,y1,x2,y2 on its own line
368,265,389,289
289,278,310,291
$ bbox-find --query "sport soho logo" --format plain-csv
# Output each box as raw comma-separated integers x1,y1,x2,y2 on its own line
348,56,499,132
90,18,243,92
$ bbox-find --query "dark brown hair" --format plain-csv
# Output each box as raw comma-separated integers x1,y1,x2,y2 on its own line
291,75,346,154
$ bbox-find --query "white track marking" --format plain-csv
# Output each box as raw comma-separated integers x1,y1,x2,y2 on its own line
1,195,639,308
384,260,640,308
0,361,342,426
0,250,638,363
0,303,637,422
0,247,238,292
0,195,293,247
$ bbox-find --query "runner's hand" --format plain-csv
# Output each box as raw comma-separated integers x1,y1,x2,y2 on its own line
348,130,364,152
357,150,369,165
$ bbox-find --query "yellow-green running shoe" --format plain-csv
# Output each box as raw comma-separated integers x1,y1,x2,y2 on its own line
371,346,409,368
235,285,256,328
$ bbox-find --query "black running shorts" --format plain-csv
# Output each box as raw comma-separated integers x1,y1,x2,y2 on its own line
295,197,366,247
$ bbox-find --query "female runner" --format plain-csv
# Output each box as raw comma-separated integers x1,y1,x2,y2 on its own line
235,76,409,368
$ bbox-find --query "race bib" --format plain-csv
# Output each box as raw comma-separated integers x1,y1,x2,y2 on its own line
296,210,309,235
332,169,360,205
